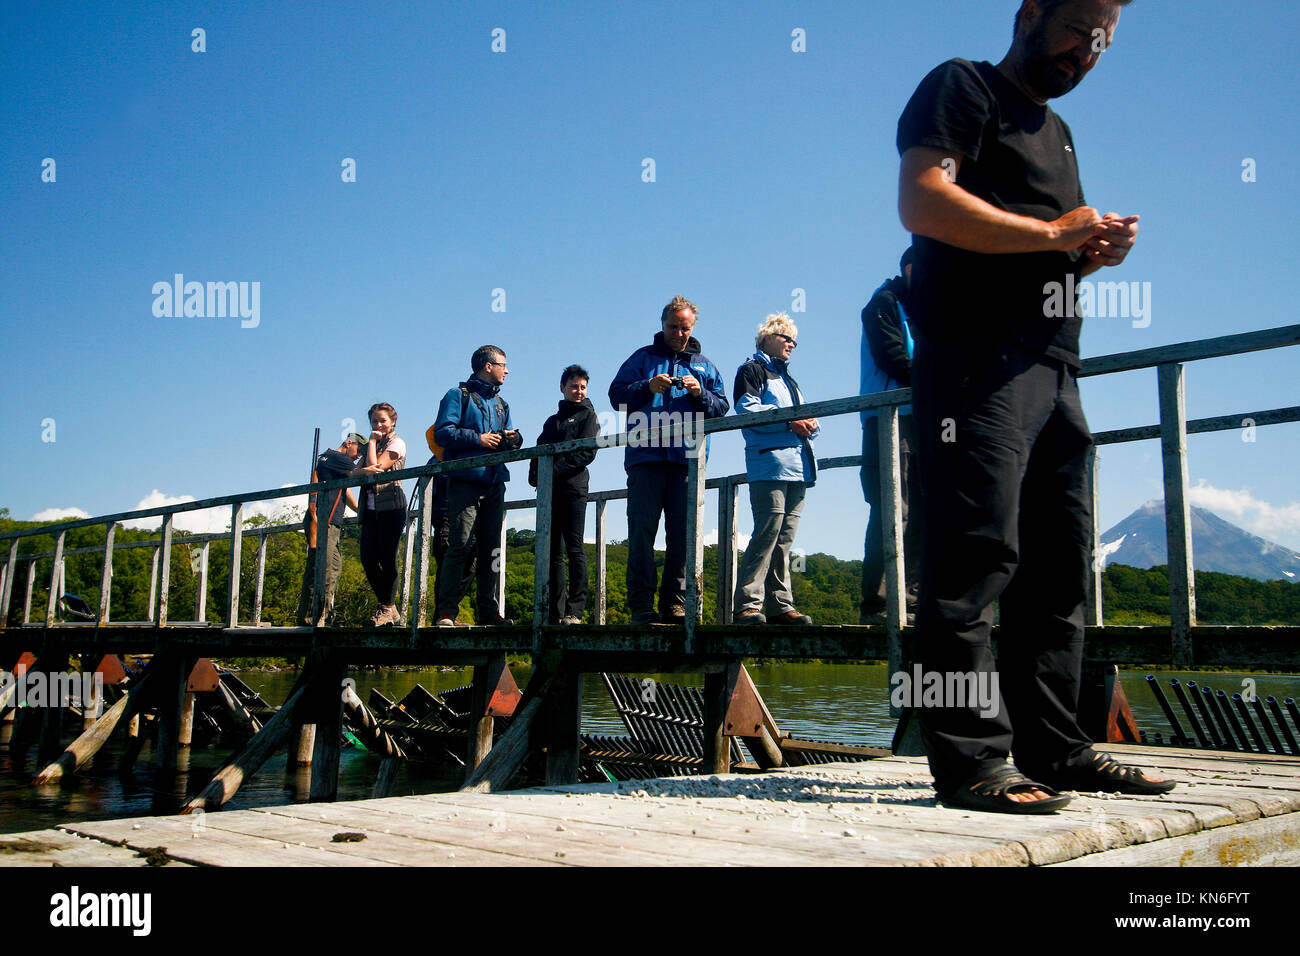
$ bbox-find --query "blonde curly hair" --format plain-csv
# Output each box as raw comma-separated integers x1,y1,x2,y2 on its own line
755,312,797,349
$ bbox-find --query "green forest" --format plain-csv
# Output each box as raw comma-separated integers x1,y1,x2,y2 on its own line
3,507,1298,630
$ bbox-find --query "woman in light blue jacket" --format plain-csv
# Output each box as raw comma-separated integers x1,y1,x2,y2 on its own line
732,313,819,625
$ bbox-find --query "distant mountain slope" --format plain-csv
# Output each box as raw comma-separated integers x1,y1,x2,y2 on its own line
1101,500,1300,582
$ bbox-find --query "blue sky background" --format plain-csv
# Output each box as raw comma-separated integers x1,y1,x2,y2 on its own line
3,0,1298,557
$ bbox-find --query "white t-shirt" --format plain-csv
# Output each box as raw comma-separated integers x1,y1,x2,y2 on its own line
365,434,408,510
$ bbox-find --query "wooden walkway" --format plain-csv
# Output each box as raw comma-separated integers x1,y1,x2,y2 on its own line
5,744,1298,867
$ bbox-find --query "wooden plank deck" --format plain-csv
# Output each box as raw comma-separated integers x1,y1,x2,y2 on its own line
7,744,1299,866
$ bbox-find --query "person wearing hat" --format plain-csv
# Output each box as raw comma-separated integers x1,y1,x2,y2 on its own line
296,432,366,626
859,247,922,625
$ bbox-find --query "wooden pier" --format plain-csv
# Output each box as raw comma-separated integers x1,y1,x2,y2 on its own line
4,744,1298,867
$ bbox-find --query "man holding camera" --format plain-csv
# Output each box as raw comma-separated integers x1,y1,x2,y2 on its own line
609,296,729,625
432,345,522,626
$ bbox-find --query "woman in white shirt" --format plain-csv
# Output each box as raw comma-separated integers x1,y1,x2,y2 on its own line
351,402,408,626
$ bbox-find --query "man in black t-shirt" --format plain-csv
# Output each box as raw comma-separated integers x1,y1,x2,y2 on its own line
896,0,1173,812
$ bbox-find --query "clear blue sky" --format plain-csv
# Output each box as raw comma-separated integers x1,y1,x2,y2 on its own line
3,0,1298,556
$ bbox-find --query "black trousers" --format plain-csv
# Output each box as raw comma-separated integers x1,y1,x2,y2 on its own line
912,339,1094,795
860,414,922,614
547,488,589,622
432,510,476,613
360,508,405,606
626,463,688,614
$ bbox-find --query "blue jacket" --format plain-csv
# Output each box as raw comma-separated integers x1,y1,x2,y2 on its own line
608,332,729,469
860,276,914,422
733,351,818,484
433,377,516,485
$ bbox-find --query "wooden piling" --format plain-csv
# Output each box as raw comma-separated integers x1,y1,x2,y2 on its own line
462,664,554,793
702,662,741,775
544,662,582,786
308,654,346,801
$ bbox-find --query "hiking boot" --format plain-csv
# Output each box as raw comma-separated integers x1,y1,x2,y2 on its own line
561,615,582,626
770,609,813,626
629,609,658,626
478,614,514,627
435,613,458,627
664,604,687,622
733,611,766,625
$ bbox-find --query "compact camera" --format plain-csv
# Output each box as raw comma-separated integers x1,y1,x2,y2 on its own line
668,376,686,388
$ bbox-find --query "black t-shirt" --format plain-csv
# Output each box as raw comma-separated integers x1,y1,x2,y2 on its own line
897,58,1086,366
316,449,355,527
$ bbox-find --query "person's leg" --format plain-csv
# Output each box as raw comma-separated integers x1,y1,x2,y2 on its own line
432,510,450,603
435,481,479,618
734,481,785,615
548,491,570,623
1000,368,1096,780
296,546,317,626
660,464,689,614
375,509,405,606
322,524,343,623
764,482,805,615
899,415,923,608
359,514,387,604
912,342,1057,798
564,492,589,619
860,418,886,616
625,465,663,617
473,483,507,620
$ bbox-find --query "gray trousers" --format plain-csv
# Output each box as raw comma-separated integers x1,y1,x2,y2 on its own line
435,480,506,620
733,480,806,615
296,524,342,626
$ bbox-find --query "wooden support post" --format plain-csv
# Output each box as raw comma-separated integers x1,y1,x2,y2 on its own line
399,513,416,624
2,538,18,625
411,478,433,639
153,654,191,772
195,542,210,622
594,500,607,625
683,422,707,651
461,662,554,793
227,504,243,626
467,656,511,773
252,534,267,625
217,681,262,736
702,662,741,775
183,675,312,813
533,456,554,648
157,515,174,627
372,757,400,798
544,661,583,786
1158,363,1196,666
22,559,36,624
342,683,405,758
37,653,70,764
45,532,66,627
179,692,196,750
309,653,346,801
877,405,906,715
286,722,316,770
146,547,159,622
1085,448,1103,627
716,477,737,624
97,523,116,626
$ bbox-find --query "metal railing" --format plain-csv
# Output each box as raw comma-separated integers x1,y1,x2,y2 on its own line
3,324,1298,670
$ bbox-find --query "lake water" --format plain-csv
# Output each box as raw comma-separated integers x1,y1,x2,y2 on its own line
2,664,1297,835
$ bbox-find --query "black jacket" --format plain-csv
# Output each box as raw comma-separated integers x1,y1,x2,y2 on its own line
862,276,913,387
528,398,600,494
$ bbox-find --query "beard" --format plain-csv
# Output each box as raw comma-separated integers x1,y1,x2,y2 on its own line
1022,28,1084,99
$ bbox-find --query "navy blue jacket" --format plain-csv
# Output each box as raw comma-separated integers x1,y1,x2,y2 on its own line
608,332,729,469
433,377,517,485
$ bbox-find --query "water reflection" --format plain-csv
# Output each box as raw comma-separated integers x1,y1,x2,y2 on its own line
1,664,1296,835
